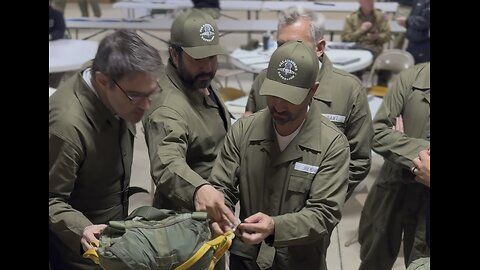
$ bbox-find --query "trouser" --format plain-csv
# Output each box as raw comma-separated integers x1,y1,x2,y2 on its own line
49,231,102,270
78,0,102,17
358,181,430,270
52,0,67,13
230,253,262,270
393,4,413,49
407,39,430,64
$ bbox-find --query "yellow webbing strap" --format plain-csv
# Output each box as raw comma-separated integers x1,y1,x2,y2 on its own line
82,241,100,265
174,231,235,270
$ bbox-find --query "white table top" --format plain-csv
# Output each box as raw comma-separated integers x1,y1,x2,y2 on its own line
66,18,277,33
230,45,373,74
113,1,398,13
49,39,99,73
65,18,404,39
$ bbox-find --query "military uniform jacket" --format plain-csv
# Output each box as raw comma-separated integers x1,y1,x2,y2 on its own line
143,60,231,211
49,62,135,269
341,8,391,57
406,0,430,43
373,62,430,184
246,54,372,198
209,102,350,269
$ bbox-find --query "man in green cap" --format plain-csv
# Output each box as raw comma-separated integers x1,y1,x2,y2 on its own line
49,30,164,270
142,9,236,241
208,40,350,270
244,6,373,201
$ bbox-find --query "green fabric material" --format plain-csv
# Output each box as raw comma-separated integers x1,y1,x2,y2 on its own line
97,206,213,270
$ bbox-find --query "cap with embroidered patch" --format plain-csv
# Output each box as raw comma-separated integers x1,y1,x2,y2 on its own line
259,40,319,105
170,9,227,59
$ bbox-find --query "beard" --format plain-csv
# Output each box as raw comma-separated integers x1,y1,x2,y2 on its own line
268,107,294,125
177,59,215,89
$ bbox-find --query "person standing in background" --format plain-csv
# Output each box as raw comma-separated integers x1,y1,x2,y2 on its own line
392,0,414,49
52,0,66,14
245,6,373,201
192,0,220,19
397,0,430,63
49,3,65,41
49,30,164,270
49,2,66,88
78,0,102,17
358,62,430,270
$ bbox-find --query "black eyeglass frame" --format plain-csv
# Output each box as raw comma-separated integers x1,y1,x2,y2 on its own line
112,79,160,104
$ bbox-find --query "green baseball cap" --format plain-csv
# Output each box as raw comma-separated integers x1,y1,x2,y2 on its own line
170,9,228,59
260,40,319,105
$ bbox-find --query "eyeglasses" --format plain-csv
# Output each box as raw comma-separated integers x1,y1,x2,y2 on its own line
113,79,160,104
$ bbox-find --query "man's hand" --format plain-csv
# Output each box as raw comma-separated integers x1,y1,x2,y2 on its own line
396,16,407,27
412,149,430,187
392,115,404,133
237,212,274,245
360,21,373,33
367,30,379,40
242,111,253,118
194,184,237,228
81,224,108,251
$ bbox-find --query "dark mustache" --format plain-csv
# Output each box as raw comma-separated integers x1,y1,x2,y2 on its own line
270,108,290,117
195,72,214,80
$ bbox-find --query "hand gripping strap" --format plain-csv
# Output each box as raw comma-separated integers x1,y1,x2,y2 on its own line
174,231,235,270
82,241,102,266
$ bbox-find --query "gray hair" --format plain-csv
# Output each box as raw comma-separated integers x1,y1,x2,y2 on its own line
278,6,326,44
92,30,164,83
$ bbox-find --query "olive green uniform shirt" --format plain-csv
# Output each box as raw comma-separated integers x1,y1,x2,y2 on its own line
143,60,231,211
341,8,391,58
358,63,430,269
372,63,430,169
246,55,372,199
209,102,350,269
49,63,135,270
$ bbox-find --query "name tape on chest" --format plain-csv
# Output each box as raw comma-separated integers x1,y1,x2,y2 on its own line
294,162,319,174
322,113,346,123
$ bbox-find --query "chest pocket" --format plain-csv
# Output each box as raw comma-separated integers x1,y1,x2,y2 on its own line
285,174,314,213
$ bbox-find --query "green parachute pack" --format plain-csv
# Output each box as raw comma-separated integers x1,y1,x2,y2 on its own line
83,206,234,270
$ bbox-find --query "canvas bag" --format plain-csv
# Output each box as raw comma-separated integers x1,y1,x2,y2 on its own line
83,206,234,270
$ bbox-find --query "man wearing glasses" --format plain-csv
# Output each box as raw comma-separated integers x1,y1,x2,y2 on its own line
142,9,237,241
49,30,164,270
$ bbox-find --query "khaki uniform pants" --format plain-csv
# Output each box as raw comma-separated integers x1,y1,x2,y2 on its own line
358,182,430,270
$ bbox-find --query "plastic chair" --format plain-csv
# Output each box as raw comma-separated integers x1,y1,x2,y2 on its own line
366,49,415,97
219,87,246,102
